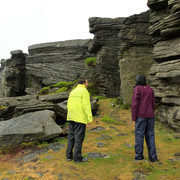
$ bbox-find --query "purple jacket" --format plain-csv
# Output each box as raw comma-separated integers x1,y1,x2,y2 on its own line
131,85,155,121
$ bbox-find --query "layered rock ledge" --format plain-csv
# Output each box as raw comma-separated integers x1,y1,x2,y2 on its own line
148,0,180,131
26,39,94,93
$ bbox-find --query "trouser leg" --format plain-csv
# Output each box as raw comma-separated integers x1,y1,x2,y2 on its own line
66,121,75,159
145,118,157,161
73,122,86,162
135,117,146,160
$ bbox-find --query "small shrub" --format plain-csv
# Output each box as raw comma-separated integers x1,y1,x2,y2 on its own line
85,57,96,67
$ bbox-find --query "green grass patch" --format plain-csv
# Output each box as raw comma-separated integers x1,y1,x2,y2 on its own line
134,163,153,175
101,114,117,124
50,80,78,88
20,141,38,148
39,79,78,95
121,103,131,110
93,96,109,100
101,114,125,125
85,57,96,67
53,137,67,144
37,141,49,148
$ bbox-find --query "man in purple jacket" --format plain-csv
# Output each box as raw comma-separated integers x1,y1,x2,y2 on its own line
131,74,158,162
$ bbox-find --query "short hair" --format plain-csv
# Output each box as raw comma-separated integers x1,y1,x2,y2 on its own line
135,74,146,85
78,78,87,84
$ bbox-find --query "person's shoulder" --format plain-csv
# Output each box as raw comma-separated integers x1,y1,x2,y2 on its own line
147,85,153,89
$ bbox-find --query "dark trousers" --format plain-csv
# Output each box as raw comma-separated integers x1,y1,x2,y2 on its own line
66,121,86,162
135,117,157,161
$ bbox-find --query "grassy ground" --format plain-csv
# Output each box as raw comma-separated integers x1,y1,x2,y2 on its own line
0,99,179,180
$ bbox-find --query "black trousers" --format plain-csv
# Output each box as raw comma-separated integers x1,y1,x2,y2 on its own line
66,121,86,162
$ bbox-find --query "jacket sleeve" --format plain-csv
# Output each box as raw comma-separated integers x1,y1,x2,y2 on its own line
82,90,93,123
131,87,139,121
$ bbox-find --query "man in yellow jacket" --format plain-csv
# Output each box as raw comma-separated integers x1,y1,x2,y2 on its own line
66,78,93,163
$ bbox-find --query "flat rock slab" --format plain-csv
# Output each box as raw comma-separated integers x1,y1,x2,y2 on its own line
87,152,107,159
0,110,62,149
96,134,112,140
89,126,106,132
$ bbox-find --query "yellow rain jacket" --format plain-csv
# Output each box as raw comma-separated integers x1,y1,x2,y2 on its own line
67,84,93,124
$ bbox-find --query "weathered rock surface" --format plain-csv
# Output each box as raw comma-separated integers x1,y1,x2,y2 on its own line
86,11,155,101
26,39,94,93
148,0,180,48
0,92,98,149
119,11,155,104
1,50,26,97
148,59,180,131
87,17,125,97
148,0,180,131
0,94,67,125
0,110,62,150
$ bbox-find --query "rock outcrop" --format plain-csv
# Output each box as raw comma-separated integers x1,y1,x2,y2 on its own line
0,93,98,149
87,17,125,97
1,50,26,97
87,11,155,101
119,11,155,104
26,39,94,94
148,0,180,131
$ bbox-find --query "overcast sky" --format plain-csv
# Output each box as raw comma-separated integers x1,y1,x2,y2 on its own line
0,0,149,60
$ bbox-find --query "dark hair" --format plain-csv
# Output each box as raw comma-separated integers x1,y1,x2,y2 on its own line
135,74,146,86
78,78,87,84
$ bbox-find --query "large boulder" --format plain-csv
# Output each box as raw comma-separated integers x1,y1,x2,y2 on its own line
0,94,68,124
0,110,62,150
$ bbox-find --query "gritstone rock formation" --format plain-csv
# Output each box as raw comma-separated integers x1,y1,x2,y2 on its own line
87,17,125,97
148,0,180,131
119,11,155,104
87,11,155,101
1,50,27,97
26,39,94,94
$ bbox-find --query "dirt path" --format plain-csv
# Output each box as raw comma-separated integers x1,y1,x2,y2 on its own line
0,99,180,180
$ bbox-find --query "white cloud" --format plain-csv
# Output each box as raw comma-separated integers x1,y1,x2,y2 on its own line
0,0,149,60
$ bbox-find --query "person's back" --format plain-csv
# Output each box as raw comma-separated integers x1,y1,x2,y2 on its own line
67,84,92,124
131,85,155,121
66,79,93,163
131,74,158,162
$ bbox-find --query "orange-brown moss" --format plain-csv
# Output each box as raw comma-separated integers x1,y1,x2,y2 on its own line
0,99,179,180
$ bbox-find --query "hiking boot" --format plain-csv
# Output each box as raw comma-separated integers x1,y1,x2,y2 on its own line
75,157,88,164
150,158,158,162
66,158,73,162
